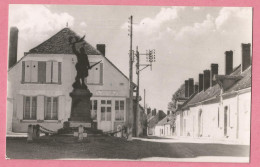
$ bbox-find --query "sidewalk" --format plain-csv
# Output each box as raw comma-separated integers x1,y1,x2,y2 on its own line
6,132,27,138
134,135,249,145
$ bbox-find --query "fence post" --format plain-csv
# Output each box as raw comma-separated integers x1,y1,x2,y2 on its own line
27,124,33,142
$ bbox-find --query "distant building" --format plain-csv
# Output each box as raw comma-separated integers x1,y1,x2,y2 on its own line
154,113,175,136
175,44,251,145
147,110,166,135
7,27,135,133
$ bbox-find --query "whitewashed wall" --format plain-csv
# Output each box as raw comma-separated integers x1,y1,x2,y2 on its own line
175,90,251,145
8,53,130,132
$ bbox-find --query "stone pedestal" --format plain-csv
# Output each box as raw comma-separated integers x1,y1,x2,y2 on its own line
69,88,93,122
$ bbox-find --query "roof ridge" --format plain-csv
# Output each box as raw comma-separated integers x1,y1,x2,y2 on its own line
29,27,101,55
29,27,71,53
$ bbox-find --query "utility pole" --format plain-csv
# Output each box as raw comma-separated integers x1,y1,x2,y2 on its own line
127,15,133,140
134,47,155,137
135,46,140,137
144,89,146,113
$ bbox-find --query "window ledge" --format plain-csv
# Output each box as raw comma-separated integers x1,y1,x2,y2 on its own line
21,82,62,85
20,120,37,123
20,120,61,123
87,83,103,86
44,120,61,123
114,120,125,122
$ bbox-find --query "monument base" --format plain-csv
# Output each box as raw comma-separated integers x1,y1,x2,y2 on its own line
69,88,93,123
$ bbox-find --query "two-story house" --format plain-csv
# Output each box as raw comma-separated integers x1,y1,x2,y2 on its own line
7,27,131,133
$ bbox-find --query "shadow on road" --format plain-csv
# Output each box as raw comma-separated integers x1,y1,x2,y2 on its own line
6,135,250,160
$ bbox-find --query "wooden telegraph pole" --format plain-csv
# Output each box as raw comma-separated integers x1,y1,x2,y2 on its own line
134,47,155,137
127,15,134,140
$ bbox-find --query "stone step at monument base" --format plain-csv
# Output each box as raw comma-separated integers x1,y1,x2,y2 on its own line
68,116,91,122
69,121,92,128
57,123,103,135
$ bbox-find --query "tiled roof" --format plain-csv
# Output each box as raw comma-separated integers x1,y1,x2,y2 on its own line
156,114,175,126
147,111,166,128
147,113,153,120
182,65,251,108
186,84,221,106
29,28,101,55
225,66,251,93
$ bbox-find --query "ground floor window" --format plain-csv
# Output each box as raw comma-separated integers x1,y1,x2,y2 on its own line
90,100,97,121
23,96,37,120
44,96,58,120
115,100,125,121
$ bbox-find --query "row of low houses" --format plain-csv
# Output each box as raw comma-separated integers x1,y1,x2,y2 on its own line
147,43,251,145
147,109,177,137
174,43,252,145
7,27,147,136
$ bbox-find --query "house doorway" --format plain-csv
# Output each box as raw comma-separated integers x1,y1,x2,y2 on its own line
100,100,112,132
198,109,203,137
224,106,228,136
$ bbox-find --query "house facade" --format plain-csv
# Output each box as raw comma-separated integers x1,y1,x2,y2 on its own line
154,114,175,137
175,43,251,145
147,110,166,135
7,27,131,133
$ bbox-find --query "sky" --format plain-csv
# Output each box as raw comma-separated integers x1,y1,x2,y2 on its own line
8,5,252,112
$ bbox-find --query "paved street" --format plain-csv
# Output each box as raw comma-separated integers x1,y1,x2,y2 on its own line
6,135,249,162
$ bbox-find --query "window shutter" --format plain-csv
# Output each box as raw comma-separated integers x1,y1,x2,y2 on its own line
37,95,44,120
58,62,62,84
52,61,58,83
58,96,65,120
16,94,24,120
22,61,25,83
44,96,47,119
38,62,46,83
100,63,103,84
46,62,52,83
24,61,31,82
31,61,38,82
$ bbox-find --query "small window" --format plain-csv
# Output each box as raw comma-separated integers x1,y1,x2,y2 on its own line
23,96,37,120
115,100,125,121
44,96,58,120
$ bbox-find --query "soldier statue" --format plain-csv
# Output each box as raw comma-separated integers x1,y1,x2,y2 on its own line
69,36,90,89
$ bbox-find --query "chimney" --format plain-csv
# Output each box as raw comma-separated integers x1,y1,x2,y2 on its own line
203,70,210,91
225,51,233,75
96,44,106,56
211,64,218,86
188,78,194,97
194,84,199,93
185,80,189,97
147,108,151,115
152,109,157,116
242,43,251,72
199,74,204,92
8,27,19,68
